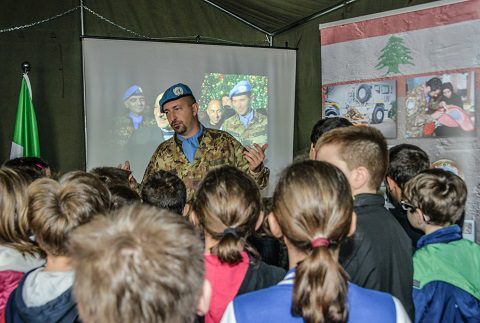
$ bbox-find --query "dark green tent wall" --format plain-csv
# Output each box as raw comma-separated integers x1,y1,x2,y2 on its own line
0,0,436,172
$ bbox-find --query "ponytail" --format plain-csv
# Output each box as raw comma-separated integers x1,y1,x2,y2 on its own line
211,228,243,264
192,165,262,265
271,161,355,323
293,246,348,323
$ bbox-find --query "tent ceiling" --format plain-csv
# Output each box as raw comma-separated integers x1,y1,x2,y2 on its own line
204,0,355,35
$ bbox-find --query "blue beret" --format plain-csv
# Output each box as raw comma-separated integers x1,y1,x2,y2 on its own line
159,83,194,112
229,80,252,99
123,85,143,101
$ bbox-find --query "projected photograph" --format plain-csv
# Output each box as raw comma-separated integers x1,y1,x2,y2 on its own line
199,73,268,147
405,72,475,138
323,80,397,138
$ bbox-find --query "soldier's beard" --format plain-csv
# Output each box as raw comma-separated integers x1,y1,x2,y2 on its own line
171,121,186,134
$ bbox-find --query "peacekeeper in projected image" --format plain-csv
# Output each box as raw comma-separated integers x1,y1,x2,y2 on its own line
199,99,234,130
112,85,155,146
123,83,269,201
405,77,440,137
222,80,268,146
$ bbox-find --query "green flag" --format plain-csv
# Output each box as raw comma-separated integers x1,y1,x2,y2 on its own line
10,74,40,158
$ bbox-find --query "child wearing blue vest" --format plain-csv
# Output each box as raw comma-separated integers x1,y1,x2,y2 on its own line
403,169,480,322
221,160,409,323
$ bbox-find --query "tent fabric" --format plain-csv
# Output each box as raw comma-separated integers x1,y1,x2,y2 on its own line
0,0,436,171
205,0,336,34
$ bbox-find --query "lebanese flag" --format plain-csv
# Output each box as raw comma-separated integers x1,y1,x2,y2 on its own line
320,0,480,85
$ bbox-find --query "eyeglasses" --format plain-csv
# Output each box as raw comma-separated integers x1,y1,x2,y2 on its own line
400,200,417,212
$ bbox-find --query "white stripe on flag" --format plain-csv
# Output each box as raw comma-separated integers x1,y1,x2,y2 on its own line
10,142,24,159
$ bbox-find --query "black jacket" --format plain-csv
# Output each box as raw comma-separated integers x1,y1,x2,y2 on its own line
388,203,424,249
339,193,414,320
237,258,286,295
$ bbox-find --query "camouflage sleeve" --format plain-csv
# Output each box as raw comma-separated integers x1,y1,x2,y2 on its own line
231,136,270,190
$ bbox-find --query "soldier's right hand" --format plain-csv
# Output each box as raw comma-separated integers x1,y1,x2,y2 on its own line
118,160,138,189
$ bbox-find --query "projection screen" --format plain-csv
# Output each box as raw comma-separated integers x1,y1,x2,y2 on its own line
82,37,296,195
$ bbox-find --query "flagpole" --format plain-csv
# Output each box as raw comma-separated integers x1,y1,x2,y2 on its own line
21,61,31,74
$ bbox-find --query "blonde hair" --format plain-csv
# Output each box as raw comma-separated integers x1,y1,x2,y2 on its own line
70,204,204,323
404,169,467,226
191,165,261,264
316,126,388,190
0,167,42,256
27,171,111,256
273,160,353,323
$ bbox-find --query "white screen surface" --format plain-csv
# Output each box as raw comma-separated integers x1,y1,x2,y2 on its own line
83,38,296,195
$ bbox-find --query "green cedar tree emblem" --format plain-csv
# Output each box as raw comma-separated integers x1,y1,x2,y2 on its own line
376,35,414,75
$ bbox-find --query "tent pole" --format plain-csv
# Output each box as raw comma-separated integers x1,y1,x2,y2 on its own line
80,0,85,36
272,0,361,36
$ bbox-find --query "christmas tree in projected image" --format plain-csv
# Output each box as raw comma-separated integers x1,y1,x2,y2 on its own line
375,35,414,75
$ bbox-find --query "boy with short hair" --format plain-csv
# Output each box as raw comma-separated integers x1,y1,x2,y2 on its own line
403,169,480,322
5,171,111,323
308,117,352,159
141,170,187,215
385,144,430,247
315,126,414,318
69,204,211,323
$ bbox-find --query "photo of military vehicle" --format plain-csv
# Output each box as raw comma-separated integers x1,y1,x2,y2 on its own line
324,81,396,124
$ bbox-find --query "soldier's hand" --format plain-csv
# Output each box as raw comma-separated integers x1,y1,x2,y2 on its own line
244,144,268,172
118,160,138,189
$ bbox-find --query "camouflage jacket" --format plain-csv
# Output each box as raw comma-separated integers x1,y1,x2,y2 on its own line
222,111,268,146
140,127,270,201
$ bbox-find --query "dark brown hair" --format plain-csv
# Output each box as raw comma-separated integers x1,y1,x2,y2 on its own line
403,168,467,226
70,204,204,323
272,160,353,323
28,171,111,256
316,126,388,190
191,165,261,264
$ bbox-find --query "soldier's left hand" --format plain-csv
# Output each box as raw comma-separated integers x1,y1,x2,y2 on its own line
244,144,268,172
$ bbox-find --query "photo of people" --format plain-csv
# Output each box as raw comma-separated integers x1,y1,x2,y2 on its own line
405,72,475,138
199,73,268,146
111,85,157,147
323,80,397,138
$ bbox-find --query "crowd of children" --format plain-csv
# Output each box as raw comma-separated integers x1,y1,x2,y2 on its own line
0,119,479,323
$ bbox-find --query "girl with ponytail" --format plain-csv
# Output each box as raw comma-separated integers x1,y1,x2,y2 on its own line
191,165,285,323
221,160,409,323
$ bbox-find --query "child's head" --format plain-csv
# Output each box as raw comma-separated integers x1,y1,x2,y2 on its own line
27,171,111,257
309,117,352,159
3,156,51,181
89,166,131,187
141,170,187,215
0,168,42,256
386,144,430,203
191,165,261,264
109,184,141,210
271,160,354,323
315,126,388,194
403,169,467,229
70,204,208,323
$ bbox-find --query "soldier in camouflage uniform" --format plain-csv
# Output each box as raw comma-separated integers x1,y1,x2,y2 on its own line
405,78,442,138
131,83,269,201
112,85,156,147
222,80,268,146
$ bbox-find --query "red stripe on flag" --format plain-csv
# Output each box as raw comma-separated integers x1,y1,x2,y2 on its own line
321,0,480,45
